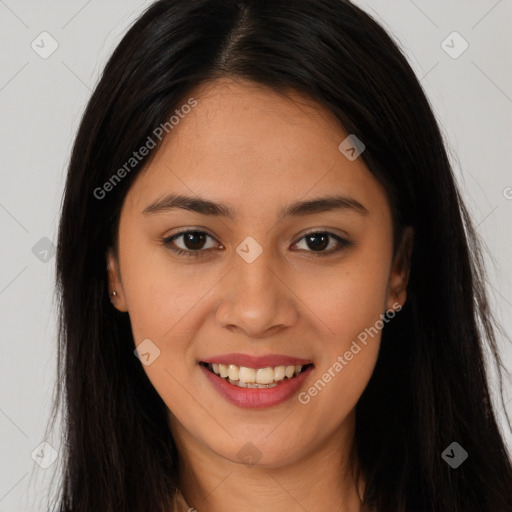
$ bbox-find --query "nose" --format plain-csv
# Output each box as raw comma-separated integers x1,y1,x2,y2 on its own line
214,247,299,339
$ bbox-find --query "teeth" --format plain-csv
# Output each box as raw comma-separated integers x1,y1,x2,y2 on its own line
239,366,256,383
218,363,229,378
255,367,274,384
274,365,285,381
228,378,278,389
228,364,239,381
207,362,306,385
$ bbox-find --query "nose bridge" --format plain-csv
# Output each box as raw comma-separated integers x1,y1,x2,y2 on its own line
232,232,282,289
215,236,298,336
232,238,282,308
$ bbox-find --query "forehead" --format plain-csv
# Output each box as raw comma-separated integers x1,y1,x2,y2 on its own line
170,77,348,163
124,78,391,222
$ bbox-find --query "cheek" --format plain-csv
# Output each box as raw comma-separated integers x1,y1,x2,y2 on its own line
301,243,392,347
296,270,389,435
294,238,391,410
119,247,211,419
119,237,216,343
121,222,392,369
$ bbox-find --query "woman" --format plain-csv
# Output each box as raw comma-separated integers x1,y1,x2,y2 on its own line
49,0,512,510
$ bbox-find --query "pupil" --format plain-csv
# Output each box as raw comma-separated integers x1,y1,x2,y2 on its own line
185,232,206,250
307,233,328,251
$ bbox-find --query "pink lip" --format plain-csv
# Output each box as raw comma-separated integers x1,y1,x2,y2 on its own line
200,363,314,409
203,353,313,368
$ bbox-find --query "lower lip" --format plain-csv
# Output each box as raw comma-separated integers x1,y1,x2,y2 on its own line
200,364,314,409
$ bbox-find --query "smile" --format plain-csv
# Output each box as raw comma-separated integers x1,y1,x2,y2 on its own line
199,357,315,408
202,362,312,388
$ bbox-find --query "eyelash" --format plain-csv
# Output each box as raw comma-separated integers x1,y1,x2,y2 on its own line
162,229,352,258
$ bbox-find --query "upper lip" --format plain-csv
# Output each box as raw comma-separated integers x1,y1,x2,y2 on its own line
201,353,313,368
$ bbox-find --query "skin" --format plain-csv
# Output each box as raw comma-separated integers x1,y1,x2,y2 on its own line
107,77,413,512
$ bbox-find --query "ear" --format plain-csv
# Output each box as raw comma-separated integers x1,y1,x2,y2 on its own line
107,247,128,312
386,226,414,311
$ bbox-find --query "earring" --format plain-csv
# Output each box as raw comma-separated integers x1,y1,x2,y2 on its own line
110,291,117,306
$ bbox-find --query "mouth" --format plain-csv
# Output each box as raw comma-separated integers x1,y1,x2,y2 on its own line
200,361,314,389
199,353,315,408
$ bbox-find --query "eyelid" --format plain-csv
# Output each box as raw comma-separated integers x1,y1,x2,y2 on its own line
297,227,350,242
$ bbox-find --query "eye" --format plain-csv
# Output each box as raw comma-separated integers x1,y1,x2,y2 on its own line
163,230,221,258
292,231,351,255
162,229,351,259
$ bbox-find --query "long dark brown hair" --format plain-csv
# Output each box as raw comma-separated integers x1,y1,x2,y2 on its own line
49,0,512,510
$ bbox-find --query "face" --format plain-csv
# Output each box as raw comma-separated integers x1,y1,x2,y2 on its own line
108,78,412,469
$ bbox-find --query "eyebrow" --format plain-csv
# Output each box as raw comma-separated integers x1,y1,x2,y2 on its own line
142,193,369,218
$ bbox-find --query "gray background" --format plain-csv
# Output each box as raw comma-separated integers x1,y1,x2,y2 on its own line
1,1,511,510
